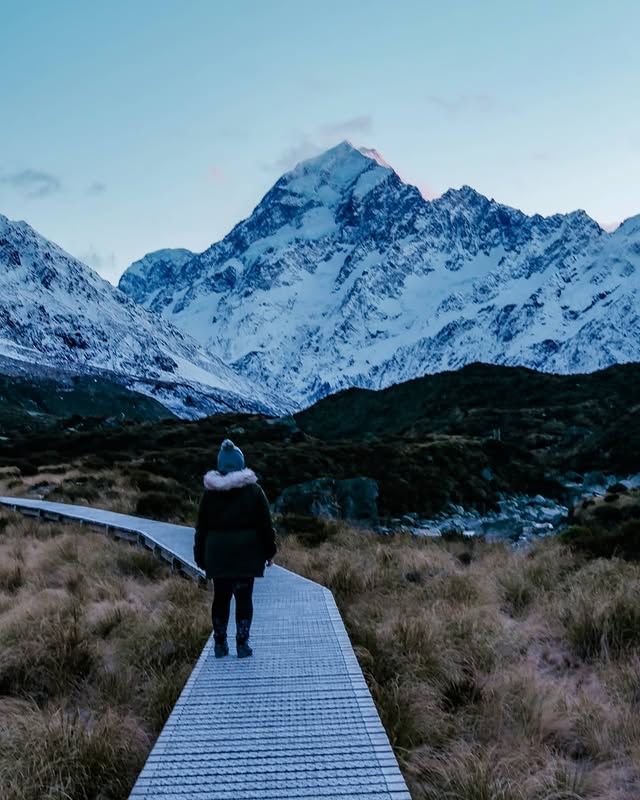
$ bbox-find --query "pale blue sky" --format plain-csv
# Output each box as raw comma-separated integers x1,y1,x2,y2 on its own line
1,0,638,283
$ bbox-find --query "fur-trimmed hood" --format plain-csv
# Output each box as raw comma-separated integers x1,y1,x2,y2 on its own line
203,468,258,492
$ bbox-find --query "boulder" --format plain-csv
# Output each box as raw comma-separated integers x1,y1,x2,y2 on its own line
335,478,379,523
274,478,339,519
274,477,379,524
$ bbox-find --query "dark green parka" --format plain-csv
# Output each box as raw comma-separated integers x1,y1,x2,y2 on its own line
193,468,276,579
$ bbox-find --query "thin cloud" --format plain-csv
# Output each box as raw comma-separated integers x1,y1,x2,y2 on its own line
265,116,376,173
206,165,227,183
80,247,117,279
0,168,62,198
426,93,516,115
268,137,325,172
319,115,373,138
87,181,107,195
417,182,438,200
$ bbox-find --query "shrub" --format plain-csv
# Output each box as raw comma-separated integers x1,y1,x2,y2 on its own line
120,596,209,673
368,676,446,751
49,479,101,504
436,572,482,605
135,490,194,522
90,604,129,638
276,513,341,546
126,468,176,493
142,663,193,734
0,516,211,798
592,503,623,525
561,521,640,561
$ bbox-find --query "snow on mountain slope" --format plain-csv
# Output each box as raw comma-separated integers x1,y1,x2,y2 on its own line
0,214,284,417
119,141,640,408
121,247,195,307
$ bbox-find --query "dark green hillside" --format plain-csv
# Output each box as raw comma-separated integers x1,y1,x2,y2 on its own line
296,362,640,471
0,363,636,521
0,373,174,435
0,411,547,517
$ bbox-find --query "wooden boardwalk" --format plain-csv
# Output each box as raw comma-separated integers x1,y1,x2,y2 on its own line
0,496,411,800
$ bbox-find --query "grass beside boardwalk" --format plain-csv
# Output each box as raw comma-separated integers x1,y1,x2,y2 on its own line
0,509,210,800
1,474,639,800
278,523,640,800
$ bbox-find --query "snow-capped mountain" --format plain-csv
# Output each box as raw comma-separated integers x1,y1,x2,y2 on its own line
0,214,283,417
120,141,640,408
121,247,195,304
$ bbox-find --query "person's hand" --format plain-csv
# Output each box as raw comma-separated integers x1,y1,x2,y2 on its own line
266,559,273,567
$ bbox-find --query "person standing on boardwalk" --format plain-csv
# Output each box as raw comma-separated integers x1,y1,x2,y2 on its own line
193,439,276,659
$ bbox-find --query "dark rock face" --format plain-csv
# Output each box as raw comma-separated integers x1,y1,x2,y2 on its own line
275,478,340,518
274,476,379,523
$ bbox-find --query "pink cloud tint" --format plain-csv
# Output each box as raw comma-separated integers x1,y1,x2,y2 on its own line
206,165,226,183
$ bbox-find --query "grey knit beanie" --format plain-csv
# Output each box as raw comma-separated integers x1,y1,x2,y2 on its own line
217,439,245,474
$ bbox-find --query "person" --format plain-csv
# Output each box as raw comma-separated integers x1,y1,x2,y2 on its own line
193,439,276,659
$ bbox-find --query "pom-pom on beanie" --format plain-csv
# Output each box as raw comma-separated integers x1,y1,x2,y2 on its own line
217,439,245,475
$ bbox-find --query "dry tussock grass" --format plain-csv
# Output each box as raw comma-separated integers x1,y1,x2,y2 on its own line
2,485,639,799
278,524,640,799
0,509,210,800
0,467,142,516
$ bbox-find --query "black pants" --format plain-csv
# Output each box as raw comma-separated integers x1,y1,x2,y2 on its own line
212,577,254,643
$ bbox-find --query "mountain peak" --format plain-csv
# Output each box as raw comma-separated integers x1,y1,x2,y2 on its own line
615,213,640,237
265,141,399,210
438,184,489,206
311,140,393,168
348,142,393,169
284,141,395,185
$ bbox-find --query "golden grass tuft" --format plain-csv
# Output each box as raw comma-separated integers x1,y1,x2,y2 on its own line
0,508,210,800
0,699,150,800
2,476,640,799
278,523,640,799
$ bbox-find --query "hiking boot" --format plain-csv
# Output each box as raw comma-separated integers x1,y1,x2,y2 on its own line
212,615,228,656
214,639,229,658
236,640,253,659
236,619,252,658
